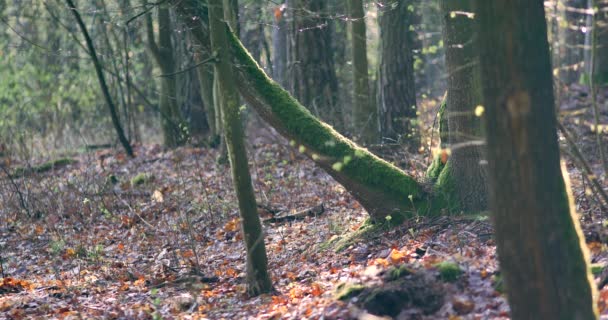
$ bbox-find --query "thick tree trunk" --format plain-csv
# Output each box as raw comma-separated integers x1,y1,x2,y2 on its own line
208,0,272,296
475,1,597,318
377,0,418,149
438,0,488,213
347,0,377,144
287,0,344,131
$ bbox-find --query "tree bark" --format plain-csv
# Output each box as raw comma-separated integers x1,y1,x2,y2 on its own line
475,1,598,318
347,0,377,144
377,0,418,149
287,0,343,131
208,0,272,296
438,0,488,213
65,0,133,157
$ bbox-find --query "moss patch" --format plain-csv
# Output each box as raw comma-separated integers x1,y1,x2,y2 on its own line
327,219,386,252
334,283,366,301
131,173,154,186
591,263,605,276
337,267,444,317
227,28,434,218
435,261,462,282
12,158,76,177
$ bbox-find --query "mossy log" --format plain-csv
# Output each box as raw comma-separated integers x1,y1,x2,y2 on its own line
226,30,438,220
174,2,442,220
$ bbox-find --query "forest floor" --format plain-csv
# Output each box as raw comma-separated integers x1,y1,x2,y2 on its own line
2,93,608,319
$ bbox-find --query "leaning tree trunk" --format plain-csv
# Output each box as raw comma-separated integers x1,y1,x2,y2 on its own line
435,0,488,213
208,0,272,296
347,0,377,144
377,0,419,149
287,0,344,131
475,1,598,318
175,0,446,221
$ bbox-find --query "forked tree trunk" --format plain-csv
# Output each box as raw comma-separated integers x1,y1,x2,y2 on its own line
208,0,272,296
475,1,597,318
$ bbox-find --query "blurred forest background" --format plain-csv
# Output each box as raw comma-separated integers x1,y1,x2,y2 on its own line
1,0,608,319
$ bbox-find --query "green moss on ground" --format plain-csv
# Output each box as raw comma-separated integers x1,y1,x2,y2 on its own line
435,261,462,282
12,157,77,177
131,173,154,186
383,265,414,281
591,263,605,276
334,283,366,301
336,267,444,317
325,219,386,252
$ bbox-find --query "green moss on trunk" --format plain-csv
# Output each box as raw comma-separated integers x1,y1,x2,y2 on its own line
227,29,433,219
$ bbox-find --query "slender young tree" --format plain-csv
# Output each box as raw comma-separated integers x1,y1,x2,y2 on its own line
65,0,133,157
207,0,272,296
475,1,598,318
272,1,288,88
376,0,418,149
347,0,377,144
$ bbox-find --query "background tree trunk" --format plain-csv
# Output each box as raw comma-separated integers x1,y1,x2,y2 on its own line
144,2,186,148
347,0,377,144
272,1,288,88
208,0,272,296
287,0,343,131
558,0,587,85
377,0,418,149
475,1,597,318
438,0,487,212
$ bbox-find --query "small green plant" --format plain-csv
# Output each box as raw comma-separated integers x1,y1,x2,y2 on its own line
435,261,462,282
131,173,154,186
50,239,66,255
150,288,163,320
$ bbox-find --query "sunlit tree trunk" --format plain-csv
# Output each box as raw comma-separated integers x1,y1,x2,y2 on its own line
377,0,418,149
208,0,272,296
436,0,487,212
475,1,597,318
